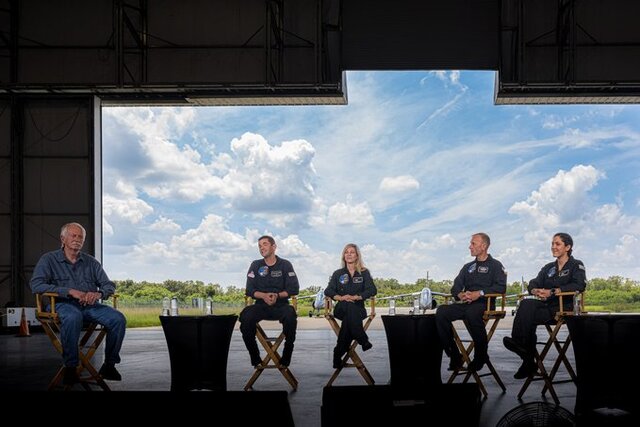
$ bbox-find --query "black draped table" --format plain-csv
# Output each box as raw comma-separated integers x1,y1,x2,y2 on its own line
160,315,238,391
565,313,640,421
382,314,443,389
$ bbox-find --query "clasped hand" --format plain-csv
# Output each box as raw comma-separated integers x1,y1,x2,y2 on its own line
68,289,101,306
263,292,279,306
458,290,482,303
531,288,553,300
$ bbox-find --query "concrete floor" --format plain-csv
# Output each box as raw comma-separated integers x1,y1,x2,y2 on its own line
0,322,577,427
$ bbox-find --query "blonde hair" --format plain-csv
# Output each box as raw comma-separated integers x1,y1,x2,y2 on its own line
340,243,366,273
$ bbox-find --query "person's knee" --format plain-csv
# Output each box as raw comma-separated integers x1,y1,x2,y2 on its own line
435,306,453,322
240,306,259,323
109,310,127,331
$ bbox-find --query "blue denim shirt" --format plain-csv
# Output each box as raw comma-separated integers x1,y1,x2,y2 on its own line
30,249,116,299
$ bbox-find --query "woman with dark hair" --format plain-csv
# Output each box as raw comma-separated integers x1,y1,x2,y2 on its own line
503,232,587,379
325,243,377,369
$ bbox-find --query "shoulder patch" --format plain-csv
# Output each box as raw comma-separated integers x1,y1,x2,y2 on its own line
468,263,477,273
247,271,255,278
288,271,296,277
578,264,585,271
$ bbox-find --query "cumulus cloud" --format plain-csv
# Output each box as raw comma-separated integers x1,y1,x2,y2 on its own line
226,132,317,213
130,214,252,269
104,109,319,222
327,195,374,227
379,175,420,193
601,234,638,264
509,165,605,228
149,216,182,233
103,180,153,224
409,234,456,251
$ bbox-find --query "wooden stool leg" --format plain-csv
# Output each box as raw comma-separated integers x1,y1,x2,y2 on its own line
326,314,375,386
244,324,298,391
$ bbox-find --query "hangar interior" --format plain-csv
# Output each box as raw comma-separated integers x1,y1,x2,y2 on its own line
1,0,639,308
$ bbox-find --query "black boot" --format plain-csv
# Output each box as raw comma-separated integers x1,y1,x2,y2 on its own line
446,349,463,371
280,342,294,367
244,336,262,367
333,347,345,369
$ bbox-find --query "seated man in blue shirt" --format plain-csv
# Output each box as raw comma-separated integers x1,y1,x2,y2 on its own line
30,222,126,385
240,235,300,368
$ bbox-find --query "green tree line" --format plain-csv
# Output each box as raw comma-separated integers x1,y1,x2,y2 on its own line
113,276,640,311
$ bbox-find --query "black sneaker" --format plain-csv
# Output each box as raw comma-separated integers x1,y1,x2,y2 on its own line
447,354,463,371
503,336,529,359
279,344,293,367
361,340,373,352
250,352,262,368
99,363,122,381
333,354,343,369
63,367,79,385
468,356,487,372
514,360,536,379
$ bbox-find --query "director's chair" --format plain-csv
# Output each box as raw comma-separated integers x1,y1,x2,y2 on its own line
243,296,299,391
447,293,507,398
324,296,376,386
517,291,584,404
35,292,118,391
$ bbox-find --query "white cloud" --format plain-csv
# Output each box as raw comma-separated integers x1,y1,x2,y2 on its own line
103,180,153,224
327,195,374,227
149,216,182,233
601,234,639,264
379,175,420,193
226,132,317,214
409,234,456,251
509,165,605,228
103,218,114,236
130,214,252,269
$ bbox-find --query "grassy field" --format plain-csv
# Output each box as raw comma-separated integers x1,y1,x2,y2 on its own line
119,302,640,328
121,305,243,328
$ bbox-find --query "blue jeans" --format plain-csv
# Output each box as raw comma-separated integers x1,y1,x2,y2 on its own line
54,300,126,367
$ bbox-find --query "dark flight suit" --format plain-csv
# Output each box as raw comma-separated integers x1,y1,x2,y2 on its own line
240,255,299,366
436,255,507,365
512,256,586,356
325,268,377,360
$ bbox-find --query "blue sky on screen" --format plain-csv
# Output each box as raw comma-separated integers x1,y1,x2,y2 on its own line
102,71,640,288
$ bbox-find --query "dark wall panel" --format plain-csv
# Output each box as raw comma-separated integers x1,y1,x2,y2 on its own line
17,0,116,85
342,0,499,70
23,159,90,214
0,97,97,307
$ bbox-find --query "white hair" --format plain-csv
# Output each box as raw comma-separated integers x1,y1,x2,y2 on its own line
60,222,86,239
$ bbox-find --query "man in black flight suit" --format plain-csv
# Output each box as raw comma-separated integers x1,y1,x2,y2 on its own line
240,235,300,367
435,232,507,372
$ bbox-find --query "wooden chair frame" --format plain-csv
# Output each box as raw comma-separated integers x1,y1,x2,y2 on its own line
324,297,376,387
446,293,507,398
517,291,584,404
35,292,117,391
243,296,299,391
